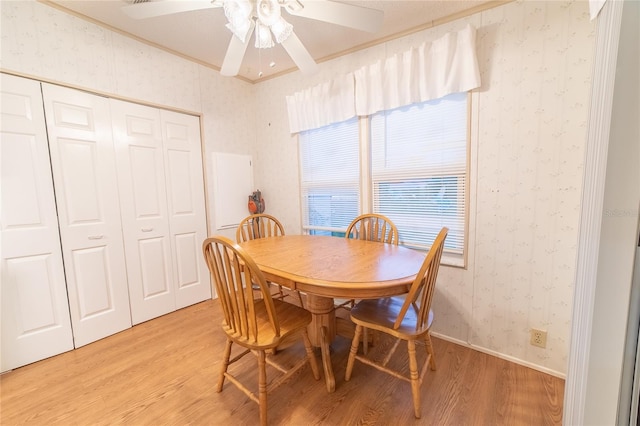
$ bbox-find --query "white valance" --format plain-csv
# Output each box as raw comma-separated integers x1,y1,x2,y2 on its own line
354,24,481,116
285,25,481,133
286,73,355,134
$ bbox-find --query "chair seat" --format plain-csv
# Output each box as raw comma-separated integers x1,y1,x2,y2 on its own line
350,297,434,339
223,299,312,349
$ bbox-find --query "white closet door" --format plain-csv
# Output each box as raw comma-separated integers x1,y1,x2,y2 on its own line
41,84,131,347
0,74,73,371
161,111,211,307
111,99,175,325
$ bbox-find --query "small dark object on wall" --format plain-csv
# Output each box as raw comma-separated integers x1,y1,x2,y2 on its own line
248,190,265,214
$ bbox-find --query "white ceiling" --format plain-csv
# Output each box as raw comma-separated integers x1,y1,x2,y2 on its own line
47,0,494,82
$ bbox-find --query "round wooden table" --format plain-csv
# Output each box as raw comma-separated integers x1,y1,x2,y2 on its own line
239,235,426,392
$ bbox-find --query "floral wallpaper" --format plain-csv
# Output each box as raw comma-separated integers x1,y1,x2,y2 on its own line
469,0,594,374
1,0,596,376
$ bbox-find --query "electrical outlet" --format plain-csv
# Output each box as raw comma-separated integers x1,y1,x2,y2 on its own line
530,329,547,348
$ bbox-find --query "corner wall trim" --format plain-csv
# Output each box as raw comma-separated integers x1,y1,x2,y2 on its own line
563,1,624,424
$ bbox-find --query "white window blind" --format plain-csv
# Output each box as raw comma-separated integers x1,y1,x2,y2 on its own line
299,117,360,235
370,92,468,261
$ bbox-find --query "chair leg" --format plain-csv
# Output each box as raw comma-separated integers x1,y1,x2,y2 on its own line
424,332,436,370
258,350,268,426
345,324,362,381
407,340,421,419
363,328,369,355
362,328,379,355
217,339,233,392
301,329,320,380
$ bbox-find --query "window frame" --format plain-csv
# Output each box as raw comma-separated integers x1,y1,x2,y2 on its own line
298,93,472,268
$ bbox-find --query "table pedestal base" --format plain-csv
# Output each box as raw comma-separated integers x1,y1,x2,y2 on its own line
305,295,336,392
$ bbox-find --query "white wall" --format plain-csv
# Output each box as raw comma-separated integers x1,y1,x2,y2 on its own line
1,0,599,376
0,0,257,239
252,0,596,376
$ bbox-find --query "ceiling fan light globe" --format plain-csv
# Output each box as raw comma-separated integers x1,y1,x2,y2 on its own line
255,22,274,48
270,17,292,43
224,0,254,42
224,0,252,26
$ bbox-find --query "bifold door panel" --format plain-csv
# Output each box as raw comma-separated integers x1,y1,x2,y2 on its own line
42,83,132,348
111,100,175,324
160,110,210,308
0,74,74,372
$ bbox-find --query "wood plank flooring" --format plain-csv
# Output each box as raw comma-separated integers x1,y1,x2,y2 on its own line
0,299,564,425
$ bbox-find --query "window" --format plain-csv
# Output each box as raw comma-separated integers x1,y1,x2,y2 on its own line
299,93,469,266
370,92,468,262
299,117,359,237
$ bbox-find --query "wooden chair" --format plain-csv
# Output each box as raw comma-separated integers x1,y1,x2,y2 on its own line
344,227,448,419
236,213,285,242
202,236,320,426
345,213,399,244
236,214,304,307
339,213,400,352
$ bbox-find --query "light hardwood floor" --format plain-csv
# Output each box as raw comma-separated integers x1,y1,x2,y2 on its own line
1,299,564,425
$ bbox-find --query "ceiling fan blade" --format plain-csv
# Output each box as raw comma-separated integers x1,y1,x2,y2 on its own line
122,0,221,20
280,31,318,75
285,0,384,33
220,22,256,77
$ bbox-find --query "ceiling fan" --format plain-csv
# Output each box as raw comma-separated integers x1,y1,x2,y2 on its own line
122,0,384,77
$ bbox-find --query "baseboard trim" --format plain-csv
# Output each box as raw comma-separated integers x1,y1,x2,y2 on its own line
431,332,566,379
